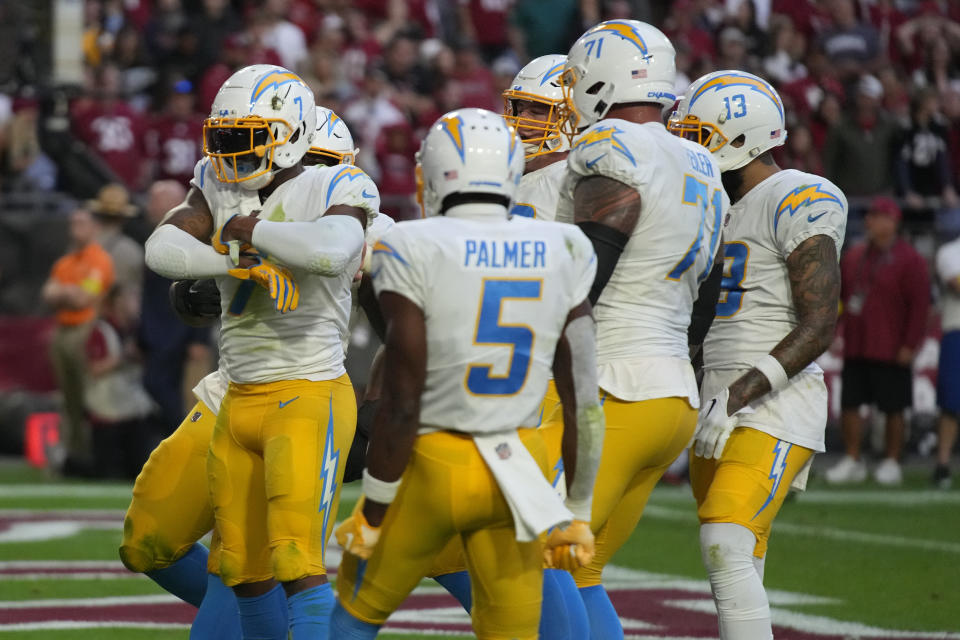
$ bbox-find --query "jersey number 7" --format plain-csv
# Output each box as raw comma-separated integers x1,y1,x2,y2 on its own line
465,278,543,396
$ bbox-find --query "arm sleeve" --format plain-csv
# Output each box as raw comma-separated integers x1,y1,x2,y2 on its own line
688,255,724,347
562,314,604,522
370,227,427,309
145,224,234,279
565,226,599,308
250,215,365,277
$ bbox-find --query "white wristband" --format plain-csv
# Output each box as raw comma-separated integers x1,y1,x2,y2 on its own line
754,354,789,392
362,468,402,504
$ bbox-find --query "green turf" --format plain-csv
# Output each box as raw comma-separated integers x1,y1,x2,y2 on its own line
1,460,959,638
0,577,165,601
0,529,124,562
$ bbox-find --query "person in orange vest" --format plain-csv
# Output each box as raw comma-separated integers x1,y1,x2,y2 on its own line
42,207,115,474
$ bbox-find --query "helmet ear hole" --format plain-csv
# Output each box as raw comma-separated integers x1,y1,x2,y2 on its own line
730,134,746,148
585,82,605,95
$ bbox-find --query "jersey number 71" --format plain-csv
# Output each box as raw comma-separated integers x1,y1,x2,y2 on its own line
465,278,542,396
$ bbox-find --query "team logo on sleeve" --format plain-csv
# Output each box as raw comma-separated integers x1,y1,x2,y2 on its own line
573,125,636,167
326,166,368,207
585,20,649,55
773,183,842,231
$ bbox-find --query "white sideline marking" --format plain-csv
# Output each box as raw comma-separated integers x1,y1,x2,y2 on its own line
643,504,960,554
0,621,188,631
649,485,960,506
669,598,960,639
0,484,132,498
0,594,180,609
0,520,118,543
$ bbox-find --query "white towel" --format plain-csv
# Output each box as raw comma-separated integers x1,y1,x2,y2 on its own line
791,453,814,491
474,430,573,542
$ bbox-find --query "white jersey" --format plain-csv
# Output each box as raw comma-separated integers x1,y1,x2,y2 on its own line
937,237,960,332
702,169,847,452
371,212,596,434
190,160,379,384
509,159,566,221
556,119,726,406
193,212,394,413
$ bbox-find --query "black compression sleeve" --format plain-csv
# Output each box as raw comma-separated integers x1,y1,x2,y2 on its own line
343,398,378,483
688,258,724,348
577,221,629,305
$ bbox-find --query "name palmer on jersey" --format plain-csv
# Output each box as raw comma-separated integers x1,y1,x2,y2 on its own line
371,215,595,435
555,118,727,406
190,159,379,385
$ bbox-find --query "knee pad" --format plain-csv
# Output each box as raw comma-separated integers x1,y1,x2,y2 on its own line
699,523,771,635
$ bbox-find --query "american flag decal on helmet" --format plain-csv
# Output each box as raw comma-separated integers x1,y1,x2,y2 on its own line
631,69,647,79
770,129,781,138
443,170,458,180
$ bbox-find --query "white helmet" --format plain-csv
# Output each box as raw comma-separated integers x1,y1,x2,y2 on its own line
560,20,677,135
305,106,359,166
203,64,316,190
669,70,787,172
416,108,523,218
502,54,568,160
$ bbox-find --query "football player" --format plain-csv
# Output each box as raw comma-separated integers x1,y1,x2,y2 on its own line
427,54,592,640
142,64,378,640
669,70,846,639
122,97,391,640
550,20,727,638
330,108,605,640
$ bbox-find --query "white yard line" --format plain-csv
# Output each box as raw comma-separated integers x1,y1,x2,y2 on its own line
643,504,960,554
0,594,180,609
0,621,188,631
649,484,960,506
0,484,132,498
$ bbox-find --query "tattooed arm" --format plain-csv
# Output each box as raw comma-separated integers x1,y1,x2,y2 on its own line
160,187,214,240
144,187,234,279
573,176,642,305
725,234,840,414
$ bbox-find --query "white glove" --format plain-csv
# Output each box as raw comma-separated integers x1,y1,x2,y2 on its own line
693,388,742,459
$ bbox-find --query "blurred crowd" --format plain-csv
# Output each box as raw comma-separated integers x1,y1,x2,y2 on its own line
0,0,958,479
2,0,960,226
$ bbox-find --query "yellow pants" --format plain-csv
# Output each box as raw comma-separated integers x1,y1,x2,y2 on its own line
426,384,563,580
690,426,813,557
337,429,549,640
119,402,216,573
546,392,697,588
208,375,356,586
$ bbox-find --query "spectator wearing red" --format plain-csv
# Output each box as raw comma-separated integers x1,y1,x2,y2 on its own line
458,0,513,62
85,285,155,479
145,79,202,184
71,64,149,190
450,44,499,112
375,121,418,221
663,0,716,69
828,197,931,486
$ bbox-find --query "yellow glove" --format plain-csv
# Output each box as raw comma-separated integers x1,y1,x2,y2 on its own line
543,520,595,571
227,256,299,314
335,498,381,560
211,214,253,264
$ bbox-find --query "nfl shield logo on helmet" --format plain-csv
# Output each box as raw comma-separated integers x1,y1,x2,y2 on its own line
495,442,512,460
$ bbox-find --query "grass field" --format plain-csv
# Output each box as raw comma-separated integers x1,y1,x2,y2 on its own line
0,458,958,639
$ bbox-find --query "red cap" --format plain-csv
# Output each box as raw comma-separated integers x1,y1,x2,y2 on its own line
867,196,902,221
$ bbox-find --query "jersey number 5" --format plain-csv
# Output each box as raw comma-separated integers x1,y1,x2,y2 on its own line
465,278,542,396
